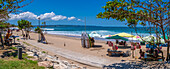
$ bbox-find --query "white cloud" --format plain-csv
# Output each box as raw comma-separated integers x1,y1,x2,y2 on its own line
9,11,37,20
68,16,76,20
38,12,55,20
51,15,67,21
9,11,80,22
77,19,81,21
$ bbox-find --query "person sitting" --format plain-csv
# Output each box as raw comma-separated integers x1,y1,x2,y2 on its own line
112,45,118,50
108,41,113,47
40,33,48,44
139,49,145,59
116,40,119,44
136,43,141,49
124,41,126,46
5,29,12,45
153,49,159,58
150,48,154,54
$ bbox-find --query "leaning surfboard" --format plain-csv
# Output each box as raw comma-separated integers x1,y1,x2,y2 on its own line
84,32,89,48
81,32,85,48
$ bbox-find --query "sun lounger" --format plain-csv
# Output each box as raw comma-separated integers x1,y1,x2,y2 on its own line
107,49,124,56
141,57,164,61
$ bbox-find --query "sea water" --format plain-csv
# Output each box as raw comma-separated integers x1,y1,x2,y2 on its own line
33,25,161,41
38,25,153,36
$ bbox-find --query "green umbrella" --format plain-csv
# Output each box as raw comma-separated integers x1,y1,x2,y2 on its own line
161,35,169,39
106,35,128,41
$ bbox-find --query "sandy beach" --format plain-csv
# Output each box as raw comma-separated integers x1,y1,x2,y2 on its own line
13,31,169,68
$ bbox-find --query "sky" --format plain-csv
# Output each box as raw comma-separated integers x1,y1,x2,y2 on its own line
7,0,128,27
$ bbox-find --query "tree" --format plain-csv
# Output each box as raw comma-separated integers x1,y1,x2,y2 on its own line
17,19,33,39
0,21,15,48
0,0,33,48
97,0,170,60
42,21,46,33
17,19,26,37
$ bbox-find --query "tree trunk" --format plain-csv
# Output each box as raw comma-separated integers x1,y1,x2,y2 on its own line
21,29,25,38
28,31,30,39
25,31,28,40
0,32,4,49
160,26,166,61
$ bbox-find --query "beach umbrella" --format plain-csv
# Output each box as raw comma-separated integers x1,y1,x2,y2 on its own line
102,35,112,38
106,35,128,41
112,32,134,37
105,35,112,37
133,36,140,38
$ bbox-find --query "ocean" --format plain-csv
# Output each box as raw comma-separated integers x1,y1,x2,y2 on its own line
37,25,154,38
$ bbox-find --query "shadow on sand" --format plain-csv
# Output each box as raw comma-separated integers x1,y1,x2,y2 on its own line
103,61,170,69
92,45,102,48
118,45,131,49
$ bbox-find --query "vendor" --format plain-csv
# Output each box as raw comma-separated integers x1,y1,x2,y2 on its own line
90,37,95,46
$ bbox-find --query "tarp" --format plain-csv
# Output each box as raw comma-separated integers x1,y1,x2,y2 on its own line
142,35,165,44
142,35,156,42
112,32,134,37
106,35,128,41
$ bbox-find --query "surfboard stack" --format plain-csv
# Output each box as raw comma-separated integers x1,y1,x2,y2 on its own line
81,32,92,48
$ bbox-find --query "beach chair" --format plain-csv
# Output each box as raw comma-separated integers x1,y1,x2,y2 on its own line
119,41,124,45
4,30,13,46
107,49,124,56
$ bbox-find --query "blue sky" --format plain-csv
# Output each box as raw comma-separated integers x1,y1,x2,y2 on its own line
7,0,127,27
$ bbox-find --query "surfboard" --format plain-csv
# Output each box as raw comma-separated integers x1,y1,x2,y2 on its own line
81,32,85,47
84,32,89,48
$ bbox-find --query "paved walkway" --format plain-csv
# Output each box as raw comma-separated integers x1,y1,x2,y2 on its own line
22,40,121,67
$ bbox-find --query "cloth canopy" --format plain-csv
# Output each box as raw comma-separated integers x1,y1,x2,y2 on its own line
106,35,128,41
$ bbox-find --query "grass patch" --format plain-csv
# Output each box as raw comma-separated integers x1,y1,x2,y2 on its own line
22,53,34,58
0,53,45,69
9,47,17,50
23,42,32,46
42,51,46,53
17,39,20,41
14,53,34,59
0,59,45,69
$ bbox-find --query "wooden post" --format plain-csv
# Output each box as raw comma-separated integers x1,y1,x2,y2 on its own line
18,47,22,59
0,32,4,49
132,50,134,58
167,40,170,61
